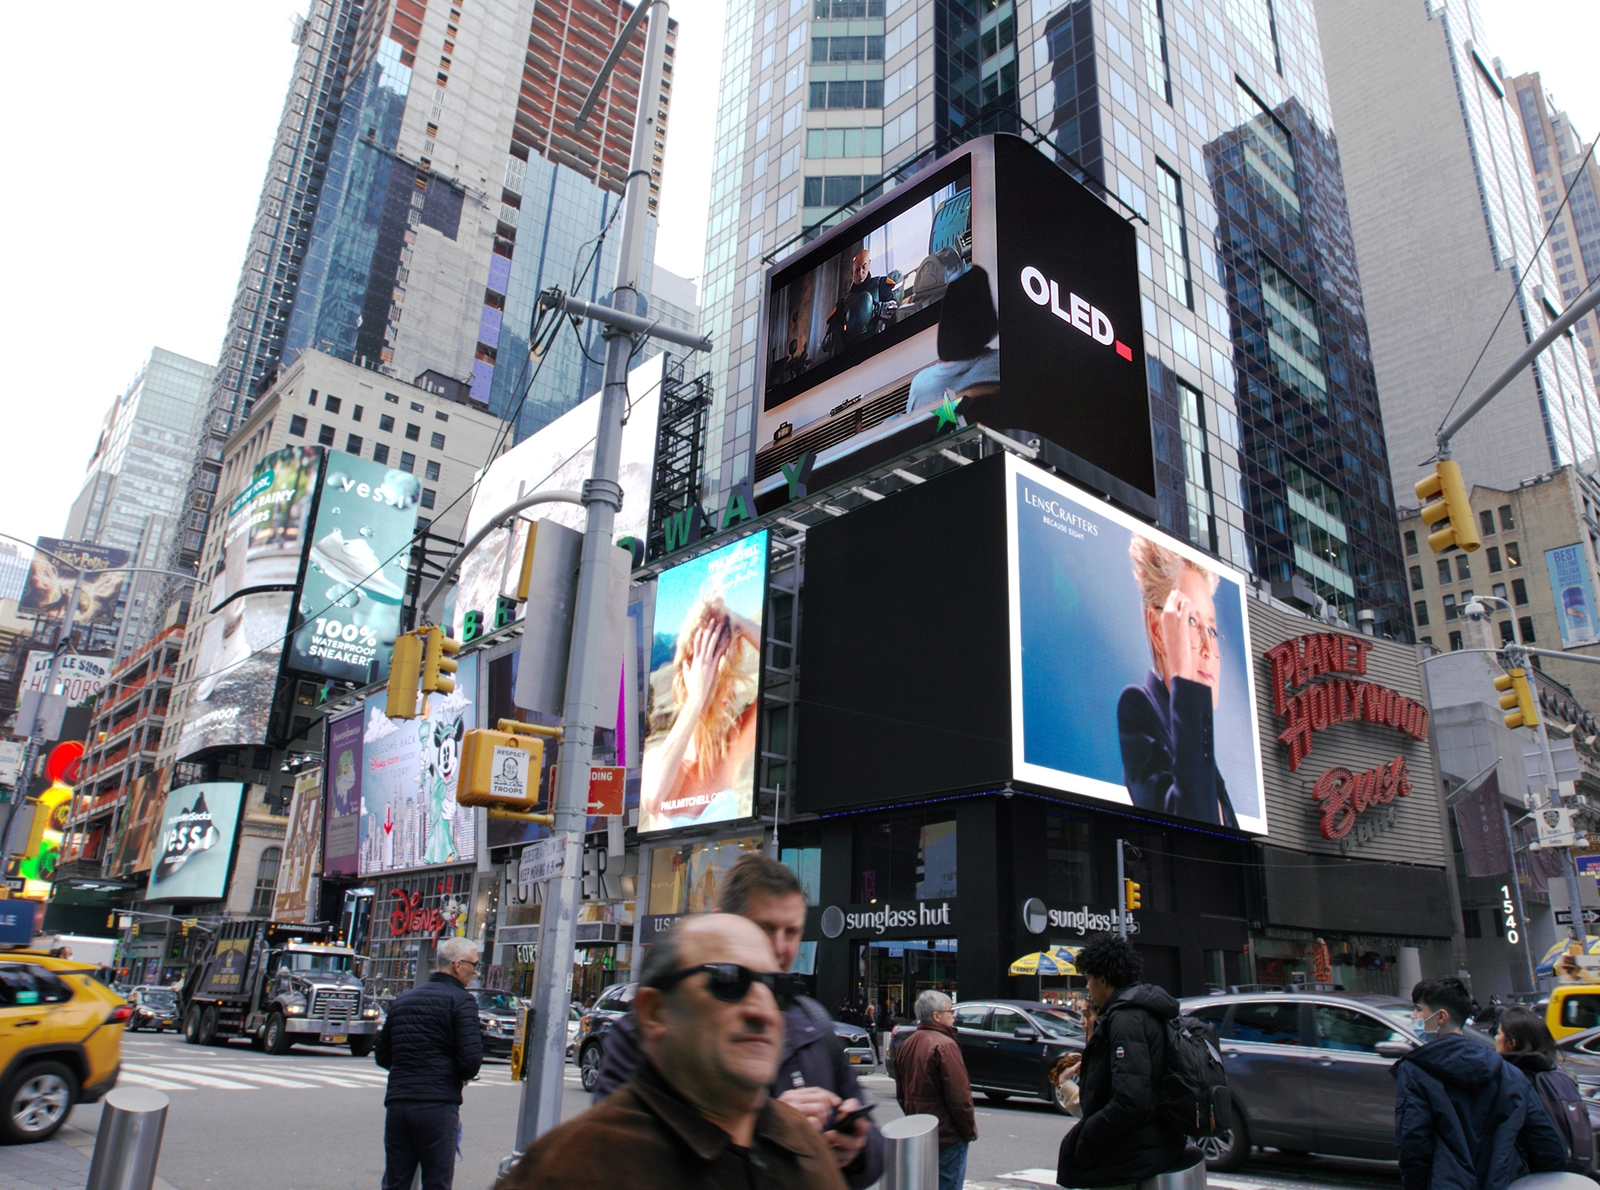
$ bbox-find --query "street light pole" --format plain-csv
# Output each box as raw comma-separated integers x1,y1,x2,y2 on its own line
514,1,673,1150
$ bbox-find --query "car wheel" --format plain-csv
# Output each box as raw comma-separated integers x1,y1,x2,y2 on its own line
1198,1117,1250,1173
0,1062,77,1144
198,1005,220,1046
984,1090,1012,1103
579,1044,603,1092
183,1007,202,1045
266,1013,291,1055
350,1036,375,1058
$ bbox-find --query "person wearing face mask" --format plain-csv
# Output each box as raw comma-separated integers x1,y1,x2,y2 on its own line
1392,977,1566,1190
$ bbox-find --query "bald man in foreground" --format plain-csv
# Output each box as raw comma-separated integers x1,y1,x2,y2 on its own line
497,914,847,1190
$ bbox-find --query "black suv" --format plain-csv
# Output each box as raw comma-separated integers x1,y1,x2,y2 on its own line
887,1000,1084,1113
576,982,638,1091
473,989,522,1058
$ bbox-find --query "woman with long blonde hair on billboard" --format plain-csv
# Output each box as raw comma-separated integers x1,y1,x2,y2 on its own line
1117,537,1238,827
640,594,761,831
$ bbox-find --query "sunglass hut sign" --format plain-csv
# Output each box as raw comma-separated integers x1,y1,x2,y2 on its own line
1264,632,1430,849
820,901,953,938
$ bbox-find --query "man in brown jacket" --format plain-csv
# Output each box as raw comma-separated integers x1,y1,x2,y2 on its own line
497,914,846,1190
893,990,977,1190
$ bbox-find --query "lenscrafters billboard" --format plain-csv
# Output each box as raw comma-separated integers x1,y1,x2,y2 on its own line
799,453,1264,833
754,135,1152,513
20,538,130,629
289,451,421,683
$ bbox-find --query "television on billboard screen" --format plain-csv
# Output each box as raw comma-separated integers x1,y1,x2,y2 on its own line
289,451,421,683
20,539,130,629
360,654,479,874
1005,456,1265,832
640,531,768,834
210,445,322,613
754,135,1152,516
175,590,293,758
145,782,246,901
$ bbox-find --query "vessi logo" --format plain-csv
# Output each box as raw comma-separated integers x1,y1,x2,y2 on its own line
1019,266,1134,361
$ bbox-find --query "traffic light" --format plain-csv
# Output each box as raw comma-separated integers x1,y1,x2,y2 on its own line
386,630,424,719
421,626,460,697
1414,461,1481,553
1124,879,1142,911
1495,667,1540,730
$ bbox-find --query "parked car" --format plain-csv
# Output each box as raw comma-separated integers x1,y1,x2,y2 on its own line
0,951,132,1143
566,1003,582,1060
886,999,1084,1113
127,987,180,1033
834,1019,876,1068
1180,991,1438,1171
575,982,638,1091
473,989,522,1058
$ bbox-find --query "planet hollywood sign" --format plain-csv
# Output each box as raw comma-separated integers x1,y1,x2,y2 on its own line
1264,632,1430,844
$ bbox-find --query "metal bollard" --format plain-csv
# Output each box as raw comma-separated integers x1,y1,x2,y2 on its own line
880,1114,940,1190
85,1087,169,1190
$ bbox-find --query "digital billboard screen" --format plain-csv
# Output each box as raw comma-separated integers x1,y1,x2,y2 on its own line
20,538,130,629
289,451,421,683
1005,456,1265,832
109,766,170,877
322,711,363,876
640,532,768,834
360,654,479,874
273,767,323,922
211,445,321,613
145,782,246,901
175,590,293,758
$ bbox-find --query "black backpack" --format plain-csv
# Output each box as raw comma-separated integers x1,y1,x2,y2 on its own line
1532,1067,1595,1174
1157,1014,1234,1139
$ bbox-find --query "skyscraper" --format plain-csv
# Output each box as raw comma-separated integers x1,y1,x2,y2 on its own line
1315,0,1600,499
66,348,212,657
1507,70,1600,390
701,0,1408,631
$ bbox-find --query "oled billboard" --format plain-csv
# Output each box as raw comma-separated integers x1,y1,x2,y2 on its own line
20,539,130,629
175,590,294,757
754,135,1152,516
640,532,768,834
210,445,322,613
289,451,421,683
322,711,364,877
145,782,246,902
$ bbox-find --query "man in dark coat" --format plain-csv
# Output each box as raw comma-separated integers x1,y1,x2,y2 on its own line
893,990,978,1190
499,914,846,1190
595,855,883,1188
1056,935,1187,1188
1395,977,1565,1190
375,936,484,1190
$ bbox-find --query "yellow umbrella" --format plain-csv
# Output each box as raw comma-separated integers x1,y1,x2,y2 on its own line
1009,946,1080,977
1537,936,1600,976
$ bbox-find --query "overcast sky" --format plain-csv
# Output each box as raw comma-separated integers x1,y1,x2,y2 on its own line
1,0,1592,559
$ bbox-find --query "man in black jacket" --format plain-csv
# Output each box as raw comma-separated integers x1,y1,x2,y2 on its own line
375,935,484,1190
595,855,884,1188
1056,935,1187,1188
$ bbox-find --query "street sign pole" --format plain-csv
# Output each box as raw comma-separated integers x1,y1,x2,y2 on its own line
515,1,674,1151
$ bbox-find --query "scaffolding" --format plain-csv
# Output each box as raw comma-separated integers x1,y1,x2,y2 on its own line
646,356,713,563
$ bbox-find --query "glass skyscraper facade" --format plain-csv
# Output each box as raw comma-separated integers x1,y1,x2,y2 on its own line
703,0,1408,633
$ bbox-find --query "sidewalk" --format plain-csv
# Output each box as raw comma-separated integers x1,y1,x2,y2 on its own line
0,1119,179,1190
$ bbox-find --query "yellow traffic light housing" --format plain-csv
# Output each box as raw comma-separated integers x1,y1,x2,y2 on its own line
1414,461,1481,553
386,631,424,720
1495,667,1540,730
1124,879,1142,911
420,626,460,697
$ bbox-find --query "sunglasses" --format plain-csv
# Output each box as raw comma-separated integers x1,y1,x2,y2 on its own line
649,963,781,1003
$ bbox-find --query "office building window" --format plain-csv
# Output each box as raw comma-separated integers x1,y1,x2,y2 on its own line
1519,616,1536,642
1260,260,1325,406
1405,530,1418,555
346,435,363,454
1487,546,1502,572
1443,594,1458,621
1437,559,1452,585
399,452,415,473
1478,509,1495,537
250,847,282,917
435,410,449,422
807,79,885,110
373,444,390,464
1237,80,1302,230
430,432,446,449
317,425,335,447
1511,578,1528,605
1455,555,1471,581
289,415,307,437
352,405,364,423
1410,566,1424,591
425,460,441,481
1448,630,1463,651
1178,382,1215,551
1462,907,1481,939
325,396,342,414
1499,504,1515,531
421,488,436,509
308,389,318,406
1505,542,1522,567
1414,601,1430,627
1493,582,1508,600
380,414,395,432
1499,620,1515,645
384,392,399,404
1142,0,1172,102
1156,163,1193,308
405,423,421,441
410,401,424,412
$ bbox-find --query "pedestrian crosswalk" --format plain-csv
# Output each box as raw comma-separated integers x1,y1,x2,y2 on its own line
116,1039,524,1094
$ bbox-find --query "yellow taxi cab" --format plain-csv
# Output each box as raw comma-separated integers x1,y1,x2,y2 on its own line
0,949,129,1143
1542,983,1600,1041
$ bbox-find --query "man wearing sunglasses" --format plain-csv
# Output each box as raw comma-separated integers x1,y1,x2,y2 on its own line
375,935,483,1190
594,855,883,1188
501,914,847,1189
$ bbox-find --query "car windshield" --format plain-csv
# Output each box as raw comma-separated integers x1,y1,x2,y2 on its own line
284,951,352,972
475,992,520,1013
141,991,177,1007
1030,1009,1084,1038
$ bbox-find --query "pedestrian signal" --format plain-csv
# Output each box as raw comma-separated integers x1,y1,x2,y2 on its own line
1414,461,1480,553
386,631,424,719
1495,667,1539,730
420,626,459,697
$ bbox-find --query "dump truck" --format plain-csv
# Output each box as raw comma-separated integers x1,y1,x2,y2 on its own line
178,919,378,1056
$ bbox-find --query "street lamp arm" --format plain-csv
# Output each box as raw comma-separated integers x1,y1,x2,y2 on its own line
0,531,199,586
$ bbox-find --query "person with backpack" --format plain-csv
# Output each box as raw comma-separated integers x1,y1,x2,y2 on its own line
1055,935,1190,1188
1495,1006,1595,1174
1395,977,1567,1190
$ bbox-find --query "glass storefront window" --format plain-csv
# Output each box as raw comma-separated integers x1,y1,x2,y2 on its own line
853,816,957,903
646,835,765,915
363,868,475,996
851,938,957,1026
1047,813,1094,904
780,845,822,905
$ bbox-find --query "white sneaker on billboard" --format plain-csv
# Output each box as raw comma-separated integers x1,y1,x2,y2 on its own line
312,529,404,600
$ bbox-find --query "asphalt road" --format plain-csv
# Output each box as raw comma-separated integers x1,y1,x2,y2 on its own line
24,1035,1399,1190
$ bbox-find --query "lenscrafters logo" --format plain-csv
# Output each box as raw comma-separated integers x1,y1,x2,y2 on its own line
1018,266,1135,361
